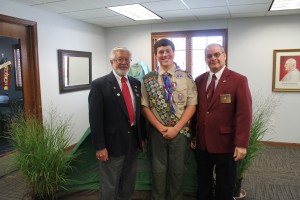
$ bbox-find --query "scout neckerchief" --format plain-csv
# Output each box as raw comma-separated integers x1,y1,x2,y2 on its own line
143,63,190,138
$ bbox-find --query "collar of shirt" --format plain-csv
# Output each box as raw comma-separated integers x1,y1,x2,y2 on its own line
207,65,226,88
158,64,176,77
112,69,128,88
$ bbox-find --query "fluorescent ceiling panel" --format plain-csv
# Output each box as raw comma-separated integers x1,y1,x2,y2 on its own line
270,0,300,11
107,4,161,20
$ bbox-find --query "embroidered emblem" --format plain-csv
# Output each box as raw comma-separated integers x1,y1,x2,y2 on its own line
178,93,184,101
172,81,177,90
175,72,183,79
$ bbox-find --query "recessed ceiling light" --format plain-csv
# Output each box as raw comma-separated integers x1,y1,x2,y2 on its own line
270,0,300,11
107,4,161,21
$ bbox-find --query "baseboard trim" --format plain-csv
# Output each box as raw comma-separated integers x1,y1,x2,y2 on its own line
262,141,300,148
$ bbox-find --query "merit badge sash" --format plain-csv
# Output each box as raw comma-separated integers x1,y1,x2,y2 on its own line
143,71,190,138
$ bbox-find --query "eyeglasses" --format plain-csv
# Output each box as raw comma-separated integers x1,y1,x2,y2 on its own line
114,58,131,63
206,52,224,59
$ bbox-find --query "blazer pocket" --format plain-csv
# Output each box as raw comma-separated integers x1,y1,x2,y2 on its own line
220,127,234,135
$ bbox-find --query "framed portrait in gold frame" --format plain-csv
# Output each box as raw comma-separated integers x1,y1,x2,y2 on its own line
272,49,300,92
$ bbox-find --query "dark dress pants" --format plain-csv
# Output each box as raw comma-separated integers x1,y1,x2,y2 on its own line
195,148,236,200
99,126,138,200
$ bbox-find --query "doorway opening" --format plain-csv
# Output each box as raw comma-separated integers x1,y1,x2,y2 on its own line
0,14,42,157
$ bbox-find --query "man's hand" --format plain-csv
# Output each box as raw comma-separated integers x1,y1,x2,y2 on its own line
233,146,247,161
190,138,196,149
96,148,108,162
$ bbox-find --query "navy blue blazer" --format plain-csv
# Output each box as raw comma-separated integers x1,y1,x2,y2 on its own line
88,71,144,157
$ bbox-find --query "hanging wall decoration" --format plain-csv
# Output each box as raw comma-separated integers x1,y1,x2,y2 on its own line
272,49,300,92
0,60,11,90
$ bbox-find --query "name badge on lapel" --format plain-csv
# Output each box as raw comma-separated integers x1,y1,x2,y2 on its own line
220,94,231,103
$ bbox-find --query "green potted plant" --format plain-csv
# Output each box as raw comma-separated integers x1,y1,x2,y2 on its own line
233,93,281,199
6,108,77,200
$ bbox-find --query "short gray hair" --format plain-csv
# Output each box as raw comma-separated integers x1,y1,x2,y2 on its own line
205,43,225,54
109,47,132,61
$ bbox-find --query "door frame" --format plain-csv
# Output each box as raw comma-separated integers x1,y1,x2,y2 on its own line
0,14,42,119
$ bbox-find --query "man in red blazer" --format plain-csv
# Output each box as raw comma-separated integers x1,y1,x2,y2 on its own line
191,43,252,200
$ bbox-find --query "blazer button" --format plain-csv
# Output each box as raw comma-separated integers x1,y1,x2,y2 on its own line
206,111,209,114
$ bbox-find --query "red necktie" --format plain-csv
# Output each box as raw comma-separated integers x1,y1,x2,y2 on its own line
121,77,135,125
206,74,216,104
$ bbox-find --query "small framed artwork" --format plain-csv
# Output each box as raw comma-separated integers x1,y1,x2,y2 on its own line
272,49,300,92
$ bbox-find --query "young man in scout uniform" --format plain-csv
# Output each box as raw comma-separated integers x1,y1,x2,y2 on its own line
141,39,197,200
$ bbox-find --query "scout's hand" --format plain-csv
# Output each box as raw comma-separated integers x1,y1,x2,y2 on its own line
159,126,168,135
163,127,179,139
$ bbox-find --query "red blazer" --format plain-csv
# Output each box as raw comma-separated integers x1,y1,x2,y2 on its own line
193,67,252,154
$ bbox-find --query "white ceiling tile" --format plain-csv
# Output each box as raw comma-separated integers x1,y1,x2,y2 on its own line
266,9,300,16
10,0,39,5
135,0,171,3
157,10,195,18
142,0,187,12
33,0,65,3
183,0,227,9
229,4,271,14
87,0,138,8
227,0,272,6
63,8,118,19
165,16,199,22
191,7,229,16
196,14,230,20
33,3,66,13
10,0,300,28
136,18,168,25
231,12,267,18
35,0,100,13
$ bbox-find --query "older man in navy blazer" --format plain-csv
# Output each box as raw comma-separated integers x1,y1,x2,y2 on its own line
89,47,145,200
191,44,252,200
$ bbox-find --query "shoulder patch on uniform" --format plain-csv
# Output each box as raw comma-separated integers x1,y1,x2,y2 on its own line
143,71,156,81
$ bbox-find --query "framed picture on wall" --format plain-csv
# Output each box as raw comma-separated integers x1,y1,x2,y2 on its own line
272,49,300,92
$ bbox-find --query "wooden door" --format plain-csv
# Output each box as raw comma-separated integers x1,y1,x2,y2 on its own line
0,14,41,156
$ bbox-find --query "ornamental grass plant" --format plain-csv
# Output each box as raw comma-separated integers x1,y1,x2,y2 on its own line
234,92,281,197
7,108,77,200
